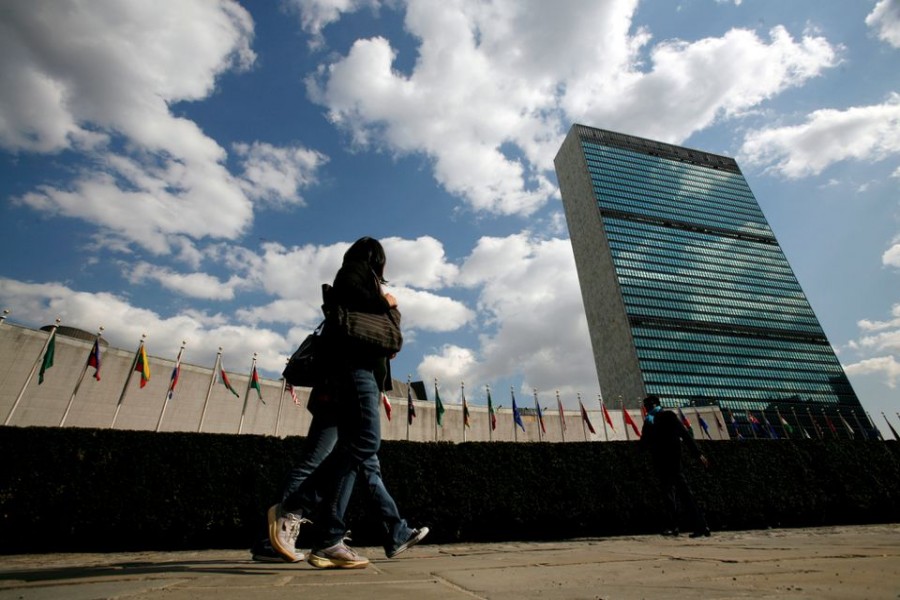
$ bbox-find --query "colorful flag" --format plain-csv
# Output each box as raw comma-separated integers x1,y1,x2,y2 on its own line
462,387,470,428
747,412,762,436
839,414,855,437
286,382,300,405
728,410,744,440
623,406,641,438
435,382,445,427
250,365,262,401
601,401,615,431
557,395,566,432
166,361,181,401
776,409,793,435
487,388,497,431
38,332,56,384
694,410,712,440
762,412,779,439
580,400,596,434
134,343,150,388
407,384,416,425
87,338,102,381
512,390,525,432
220,368,240,398
824,412,837,435
382,392,392,421
677,407,693,437
535,395,546,434
714,412,725,434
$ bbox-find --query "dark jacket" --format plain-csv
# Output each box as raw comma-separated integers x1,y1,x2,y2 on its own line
322,258,397,392
640,409,701,475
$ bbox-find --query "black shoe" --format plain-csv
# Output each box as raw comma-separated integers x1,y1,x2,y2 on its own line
661,528,679,537
689,528,711,538
386,527,430,558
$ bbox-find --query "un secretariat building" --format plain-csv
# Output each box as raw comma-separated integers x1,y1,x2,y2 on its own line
554,124,873,439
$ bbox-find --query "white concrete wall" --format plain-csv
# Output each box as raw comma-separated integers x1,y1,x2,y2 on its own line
0,323,729,441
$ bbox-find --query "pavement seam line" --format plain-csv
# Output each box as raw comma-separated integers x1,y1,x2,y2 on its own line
431,572,489,599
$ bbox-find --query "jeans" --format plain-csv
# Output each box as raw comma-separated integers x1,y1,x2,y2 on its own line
282,367,412,549
659,470,707,533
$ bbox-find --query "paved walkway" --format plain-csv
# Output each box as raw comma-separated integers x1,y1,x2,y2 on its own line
0,524,898,599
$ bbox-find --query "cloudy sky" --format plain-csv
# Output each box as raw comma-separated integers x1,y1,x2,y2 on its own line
1,0,898,433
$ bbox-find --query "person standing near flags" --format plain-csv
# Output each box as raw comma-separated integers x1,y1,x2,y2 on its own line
267,237,426,569
640,395,710,538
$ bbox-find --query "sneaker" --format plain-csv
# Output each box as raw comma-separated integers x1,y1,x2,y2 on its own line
661,528,680,537
267,504,308,562
308,542,369,569
386,527,430,559
251,538,303,563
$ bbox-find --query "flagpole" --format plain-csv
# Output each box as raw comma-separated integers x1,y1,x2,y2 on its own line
238,353,257,434
275,360,288,438
532,389,542,442
198,348,222,433
557,390,565,443
599,395,609,441
60,327,103,427
156,341,185,432
578,393,587,441
112,335,145,429
434,378,439,442
6,317,60,426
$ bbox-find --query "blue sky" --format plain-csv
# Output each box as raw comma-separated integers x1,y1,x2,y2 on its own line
1,0,898,434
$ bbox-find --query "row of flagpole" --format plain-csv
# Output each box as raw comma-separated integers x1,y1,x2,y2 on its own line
1,318,274,433
3,315,897,442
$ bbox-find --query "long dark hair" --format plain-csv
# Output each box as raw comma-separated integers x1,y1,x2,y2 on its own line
344,236,387,283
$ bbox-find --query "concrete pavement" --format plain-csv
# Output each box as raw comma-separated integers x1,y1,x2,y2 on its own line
0,524,898,599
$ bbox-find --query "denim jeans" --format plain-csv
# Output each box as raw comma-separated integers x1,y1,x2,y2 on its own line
282,367,411,549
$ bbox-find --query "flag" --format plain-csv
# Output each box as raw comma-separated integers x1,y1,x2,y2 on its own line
435,382,445,427
407,384,416,425
286,382,300,406
557,396,566,432
728,410,744,440
694,410,712,440
87,338,102,381
220,368,240,398
601,401,615,431
535,396,546,434
677,407,693,437
487,388,497,431
623,406,641,438
134,343,150,388
250,365,262,401
747,412,762,435
512,391,525,432
462,387,470,428
776,409,793,435
762,412,778,439
714,412,725,434
382,392,392,421
166,361,181,401
38,332,56,384
579,400,596,434
824,412,837,435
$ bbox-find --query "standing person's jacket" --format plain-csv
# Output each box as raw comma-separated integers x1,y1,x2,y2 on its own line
640,410,701,474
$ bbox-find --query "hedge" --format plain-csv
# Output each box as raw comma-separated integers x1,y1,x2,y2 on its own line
1,426,898,553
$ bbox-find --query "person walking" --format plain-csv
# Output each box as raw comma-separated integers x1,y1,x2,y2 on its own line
267,237,418,568
640,394,711,538
252,385,428,562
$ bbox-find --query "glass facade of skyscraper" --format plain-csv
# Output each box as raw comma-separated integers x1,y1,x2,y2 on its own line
556,125,874,439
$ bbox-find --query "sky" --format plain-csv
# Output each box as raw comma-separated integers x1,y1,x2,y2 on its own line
0,0,898,434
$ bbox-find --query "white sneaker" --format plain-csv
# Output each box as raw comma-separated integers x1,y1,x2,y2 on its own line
267,504,307,562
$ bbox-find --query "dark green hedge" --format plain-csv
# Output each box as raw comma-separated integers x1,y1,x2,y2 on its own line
1,426,898,553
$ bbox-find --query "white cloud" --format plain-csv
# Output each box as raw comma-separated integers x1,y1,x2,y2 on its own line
303,1,838,216
883,240,900,268
0,277,289,373
1,0,260,253
867,0,900,48
739,94,900,178
418,233,596,399
126,262,247,301
284,0,381,47
235,142,329,207
845,355,900,388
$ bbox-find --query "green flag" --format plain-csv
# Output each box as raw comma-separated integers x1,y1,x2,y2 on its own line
38,333,56,384
435,383,445,427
